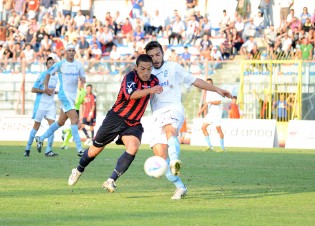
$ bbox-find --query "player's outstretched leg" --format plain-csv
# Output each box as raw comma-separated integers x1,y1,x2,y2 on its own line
68,148,95,185
70,124,84,156
25,128,37,156
102,151,135,193
45,134,58,157
168,136,182,175
165,158,187,200
35,122,61,152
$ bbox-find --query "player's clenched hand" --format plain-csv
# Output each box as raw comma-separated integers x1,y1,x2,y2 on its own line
149,85,163,94
217,88,232,98
45,87,54,96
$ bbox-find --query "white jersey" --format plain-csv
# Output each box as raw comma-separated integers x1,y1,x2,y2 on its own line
32,71,58,119
150,61,196,115
206,91,222,112
48,59,86,112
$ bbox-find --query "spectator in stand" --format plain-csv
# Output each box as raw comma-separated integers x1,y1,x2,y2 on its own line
38,0,57,22
29,17,39,31
53,36,65,59
219,10,230,32
300,37,313,60
253,11,264,35
62,0,71,17
220,32,233,60
300,7,311,26
162,45,171,61
25,26,36,46
27,0,39,20
180,46,191,70
91,15,101,36
274,32,292,59
200,16,211,37
83,14,93,35
141,10,151,35
264,24,277,52
302,18,313,33
113,11,123,36
185,0,196,18
80,0,92,17
248,44,262,69
150,10,164,36
273,93,289,121
61,14,72,36
105,11,113,30
65,25,78,43
74,10,86,34
89,34,101,49
185,15,199,45
46,16,56,37
34,25,47,52
258,0,271,27
55,11,65,37
109,44,121,72
312,9,315,27
168,15,185,45
228,96,240,119
8,10,20,29
243,17,256,40
21,43,35,71
278,0,294,28
17,18,29,38
77,35,89,60
46,48,60,62
240,35,256,57
286,8,295,26
88,42,102,72
199,34,212,51
288,16,301,32
13,0,26,16
121,17,133,40
3,0,14,21
100,26,114,53
210,46,222,71
235,15,245,38
132,0,144,19
133,25,145,42
40,34,52,53
71,0,80,18
169,49,178,62
236,0,250,20
11,42,22,72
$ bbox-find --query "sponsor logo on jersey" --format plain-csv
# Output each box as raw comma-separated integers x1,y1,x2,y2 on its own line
159,80,169,87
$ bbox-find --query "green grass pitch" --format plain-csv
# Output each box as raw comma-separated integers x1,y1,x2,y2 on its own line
1,141,314,226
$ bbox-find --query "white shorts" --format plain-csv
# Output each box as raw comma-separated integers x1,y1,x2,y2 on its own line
204,108,222,127
149,110,185,148
34,108,56,122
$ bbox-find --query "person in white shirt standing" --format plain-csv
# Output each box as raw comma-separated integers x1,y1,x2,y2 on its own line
144,41,232,199
278,0,294,28
197,78,225,152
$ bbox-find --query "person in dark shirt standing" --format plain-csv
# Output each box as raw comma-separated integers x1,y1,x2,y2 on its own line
68,54,163,192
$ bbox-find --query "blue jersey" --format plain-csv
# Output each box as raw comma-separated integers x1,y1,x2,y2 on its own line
32,71,58,119
48,59,86,112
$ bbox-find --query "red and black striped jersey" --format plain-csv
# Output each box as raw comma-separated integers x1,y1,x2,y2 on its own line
111,71,159,124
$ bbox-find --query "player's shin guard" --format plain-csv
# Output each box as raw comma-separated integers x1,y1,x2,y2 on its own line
205,136,212,147
167,136,180,161
220,138,225,150
40,122,60,141
110,151,135,181
71,124,82,151
46,134,54,153
165,158,185,189
26,128,37,150
77,148,95,173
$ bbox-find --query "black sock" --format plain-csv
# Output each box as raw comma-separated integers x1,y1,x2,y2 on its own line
82,128,90,138
77,149,95,173
110,151,135,181
91,130,94,139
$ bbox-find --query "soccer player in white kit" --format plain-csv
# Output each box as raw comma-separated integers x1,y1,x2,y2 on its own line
24,57,58,157
145,41,232,199
198,78,225,152
35,44,87,156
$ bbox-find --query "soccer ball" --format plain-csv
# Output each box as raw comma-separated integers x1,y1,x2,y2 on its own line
144,156,168,178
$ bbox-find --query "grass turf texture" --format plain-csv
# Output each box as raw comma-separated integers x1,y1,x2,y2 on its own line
1,141,314,226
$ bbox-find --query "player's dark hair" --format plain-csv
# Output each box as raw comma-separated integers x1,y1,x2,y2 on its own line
136,54,153,66
144,41,164,55
46,57,54,66
86,84,92,88
233,96,237,99
207,78,213,82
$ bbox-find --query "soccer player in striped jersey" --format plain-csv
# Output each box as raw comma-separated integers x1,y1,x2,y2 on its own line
35,44,86,156
144,41,232,199
68,54,163,190
24,57,58,157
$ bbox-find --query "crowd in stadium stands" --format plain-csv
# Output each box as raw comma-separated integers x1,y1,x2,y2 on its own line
0,0,314,74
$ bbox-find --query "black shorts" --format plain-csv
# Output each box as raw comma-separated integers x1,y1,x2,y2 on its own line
93,110,144,148
82,117,96,126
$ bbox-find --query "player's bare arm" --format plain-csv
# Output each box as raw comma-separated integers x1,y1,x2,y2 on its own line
192,78,232,98
130,85,163,100
44,73,53,96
